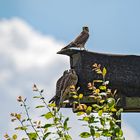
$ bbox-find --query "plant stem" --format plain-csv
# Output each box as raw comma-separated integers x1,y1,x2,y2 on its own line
39,91,70,139
22,100,42,140
18,119,30,139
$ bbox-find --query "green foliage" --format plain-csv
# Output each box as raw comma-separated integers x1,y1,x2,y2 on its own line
80,132,91,138
4,63,124,140
43,132,51,140
28,132,38,140
75,63,124,140
44,112,54,119
5,85,72,140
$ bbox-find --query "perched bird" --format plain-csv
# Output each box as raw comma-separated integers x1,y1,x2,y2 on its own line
49,70,69,106
49,69,78,109
61,26,89,50
59,69,78,108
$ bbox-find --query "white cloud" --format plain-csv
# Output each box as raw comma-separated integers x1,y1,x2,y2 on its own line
0,18,69,97
0,18,67,70
0,18,69,138
0,69,12,84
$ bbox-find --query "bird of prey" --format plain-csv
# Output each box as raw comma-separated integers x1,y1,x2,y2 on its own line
59,69,78,108
49,69,78,109
49,70,69,106
61,26,89,50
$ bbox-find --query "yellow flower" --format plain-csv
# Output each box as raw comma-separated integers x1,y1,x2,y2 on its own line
15,113,21,120
94,89,100,94
77,104,87,111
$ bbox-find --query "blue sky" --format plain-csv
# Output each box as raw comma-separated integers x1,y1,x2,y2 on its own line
0,0,140,139
1,0,140,54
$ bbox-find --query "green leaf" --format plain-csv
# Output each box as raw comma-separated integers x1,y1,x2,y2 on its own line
88,116,95,123
90,126,95,136
102,129,112,137
80,132,91,138
98,110,103,116
54,117,60,123
100,117,105,126
114,125,123,137
99,85,106,91
100,99,105,104
44,112,53,119
102,67,107,77
116,108,123,117
95,126,100,130
111,107,117,112
114,125,120,132
86,106,92,115
35,105,45,108
64,134,72,140
73,101,79,104
95,132,100,138
77,112,85,116
79,94,83,99
16,114,21,120
43,124,53,128
107,98,115,107
116,120,122,123
43,132,51,140
93,80,103,83
48,103,56,107
92,104,101,109
33,96,41,98
83,116,89,122
72,95,78,99
118,129,123,137
110,120,115,128
64,117,69,130
15,126,27,131
96,69,102,74
28,132,37,140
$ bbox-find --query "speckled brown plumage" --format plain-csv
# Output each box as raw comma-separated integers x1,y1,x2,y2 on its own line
61,26,89,50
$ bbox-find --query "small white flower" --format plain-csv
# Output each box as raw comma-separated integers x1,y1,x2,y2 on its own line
63,100,69,103
103,81,109,85
100,92,107,96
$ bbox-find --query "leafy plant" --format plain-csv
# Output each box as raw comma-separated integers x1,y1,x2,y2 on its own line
4,63,124,140
5,85,72,140
73,63,124,140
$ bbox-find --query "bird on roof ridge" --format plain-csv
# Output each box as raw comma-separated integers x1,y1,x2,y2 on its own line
61,26,89,50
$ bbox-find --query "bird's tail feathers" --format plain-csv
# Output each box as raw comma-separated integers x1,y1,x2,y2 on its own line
49,96,60,106
61,42,75,50
49,96,56,103
61,45,71,50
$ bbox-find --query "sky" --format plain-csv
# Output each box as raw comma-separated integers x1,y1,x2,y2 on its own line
0,0,140,139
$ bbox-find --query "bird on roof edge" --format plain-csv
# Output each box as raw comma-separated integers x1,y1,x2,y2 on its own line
59,69,78,108
61,26,89,50
49,70,69,106
49,69,78,110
